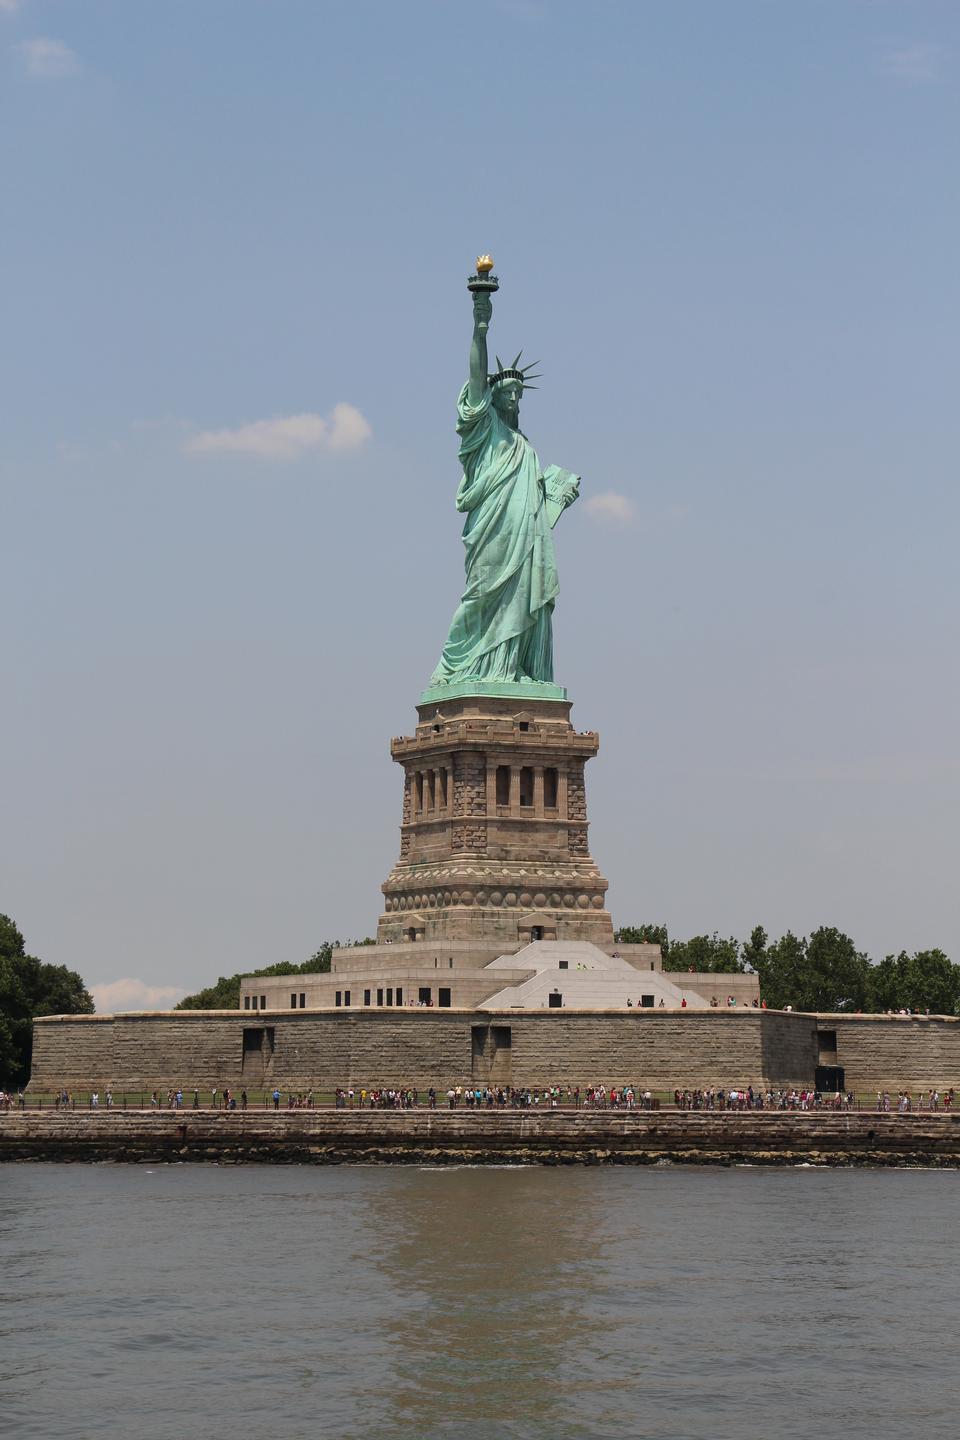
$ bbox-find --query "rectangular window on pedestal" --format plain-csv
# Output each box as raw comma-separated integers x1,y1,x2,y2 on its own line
396,987,403,1006
377,988,384,1006
344,990,351,1006
335,991,342,1007
438,768,448,807
519,767,534,807
290,994,297,1009
415,773,423,812
496,765,510,806
544,768,558,809
299,993,306,1008
438,988,451,1007
364,989,371,1006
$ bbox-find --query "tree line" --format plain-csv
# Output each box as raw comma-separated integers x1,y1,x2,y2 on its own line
0,914,93,1088
614,924,960,1015
174,938,376,1010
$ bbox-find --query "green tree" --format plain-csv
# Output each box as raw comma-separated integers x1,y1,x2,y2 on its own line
306,942,334,972
613,925,670,958
867,949,960,1015
756,927,868,1011
901,949,959,1014
668,933,743,973
865,953,903,1012
175,974,243,1010
0,914,93,1088
754,930,807,1010
176,940,348,1009
741,925,768,974
804,926,869,1012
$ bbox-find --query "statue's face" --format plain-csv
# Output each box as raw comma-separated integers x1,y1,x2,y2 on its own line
492,381,522,429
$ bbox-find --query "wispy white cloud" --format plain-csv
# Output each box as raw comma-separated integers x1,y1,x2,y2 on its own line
0,1,23,16
17,37,79,77
584,490,635,523
91,978,185,1013
186,402,372,461
878,42,945,83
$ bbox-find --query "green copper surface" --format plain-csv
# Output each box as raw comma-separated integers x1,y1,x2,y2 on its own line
419,678,567,705
427,271,580,695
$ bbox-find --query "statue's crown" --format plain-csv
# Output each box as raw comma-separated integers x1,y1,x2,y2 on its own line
488,350,541,391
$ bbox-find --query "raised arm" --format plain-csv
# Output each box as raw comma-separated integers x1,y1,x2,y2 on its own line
468,291,492,406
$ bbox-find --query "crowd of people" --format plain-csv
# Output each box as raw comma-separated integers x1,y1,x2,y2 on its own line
4,1083,955,1113
675,1087,850,1110
878,1089,953,1112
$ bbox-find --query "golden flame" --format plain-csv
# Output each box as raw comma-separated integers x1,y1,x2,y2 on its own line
476,254,494,274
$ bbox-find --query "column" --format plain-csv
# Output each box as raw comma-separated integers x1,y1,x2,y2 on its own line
533,767,545,817
510,765,521,813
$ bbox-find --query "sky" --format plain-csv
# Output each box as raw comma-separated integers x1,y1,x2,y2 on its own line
2,1,958,1010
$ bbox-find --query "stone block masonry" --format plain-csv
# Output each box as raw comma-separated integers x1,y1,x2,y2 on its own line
381,694,613,947
4,1109,960,1168
28,1006,960,1097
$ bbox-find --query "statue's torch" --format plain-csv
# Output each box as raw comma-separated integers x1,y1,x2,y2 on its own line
467,255,499,331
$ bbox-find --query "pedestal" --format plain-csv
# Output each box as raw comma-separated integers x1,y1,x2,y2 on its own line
378,692,613,948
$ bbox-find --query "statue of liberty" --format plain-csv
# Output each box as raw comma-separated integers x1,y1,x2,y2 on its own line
426,258,580,696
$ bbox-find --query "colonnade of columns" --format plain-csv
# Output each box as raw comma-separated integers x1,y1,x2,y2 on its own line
485,760,567,819
409,759,571,820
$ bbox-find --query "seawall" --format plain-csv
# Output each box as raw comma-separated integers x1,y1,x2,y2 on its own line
3,1110,958,1167
29,1008,819,1092
30,1007,960,1095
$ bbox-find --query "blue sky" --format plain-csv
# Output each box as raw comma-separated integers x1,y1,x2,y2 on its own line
2,1,958,1008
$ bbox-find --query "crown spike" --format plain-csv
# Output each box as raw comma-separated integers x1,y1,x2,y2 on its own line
511,350,523,369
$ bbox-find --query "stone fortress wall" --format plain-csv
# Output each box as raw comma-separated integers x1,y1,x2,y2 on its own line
29,1008,960,1095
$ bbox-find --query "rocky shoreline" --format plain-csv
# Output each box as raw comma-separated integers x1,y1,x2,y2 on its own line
2,1109,959,1167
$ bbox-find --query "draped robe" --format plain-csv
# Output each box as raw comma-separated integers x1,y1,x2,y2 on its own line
430,383,559,686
